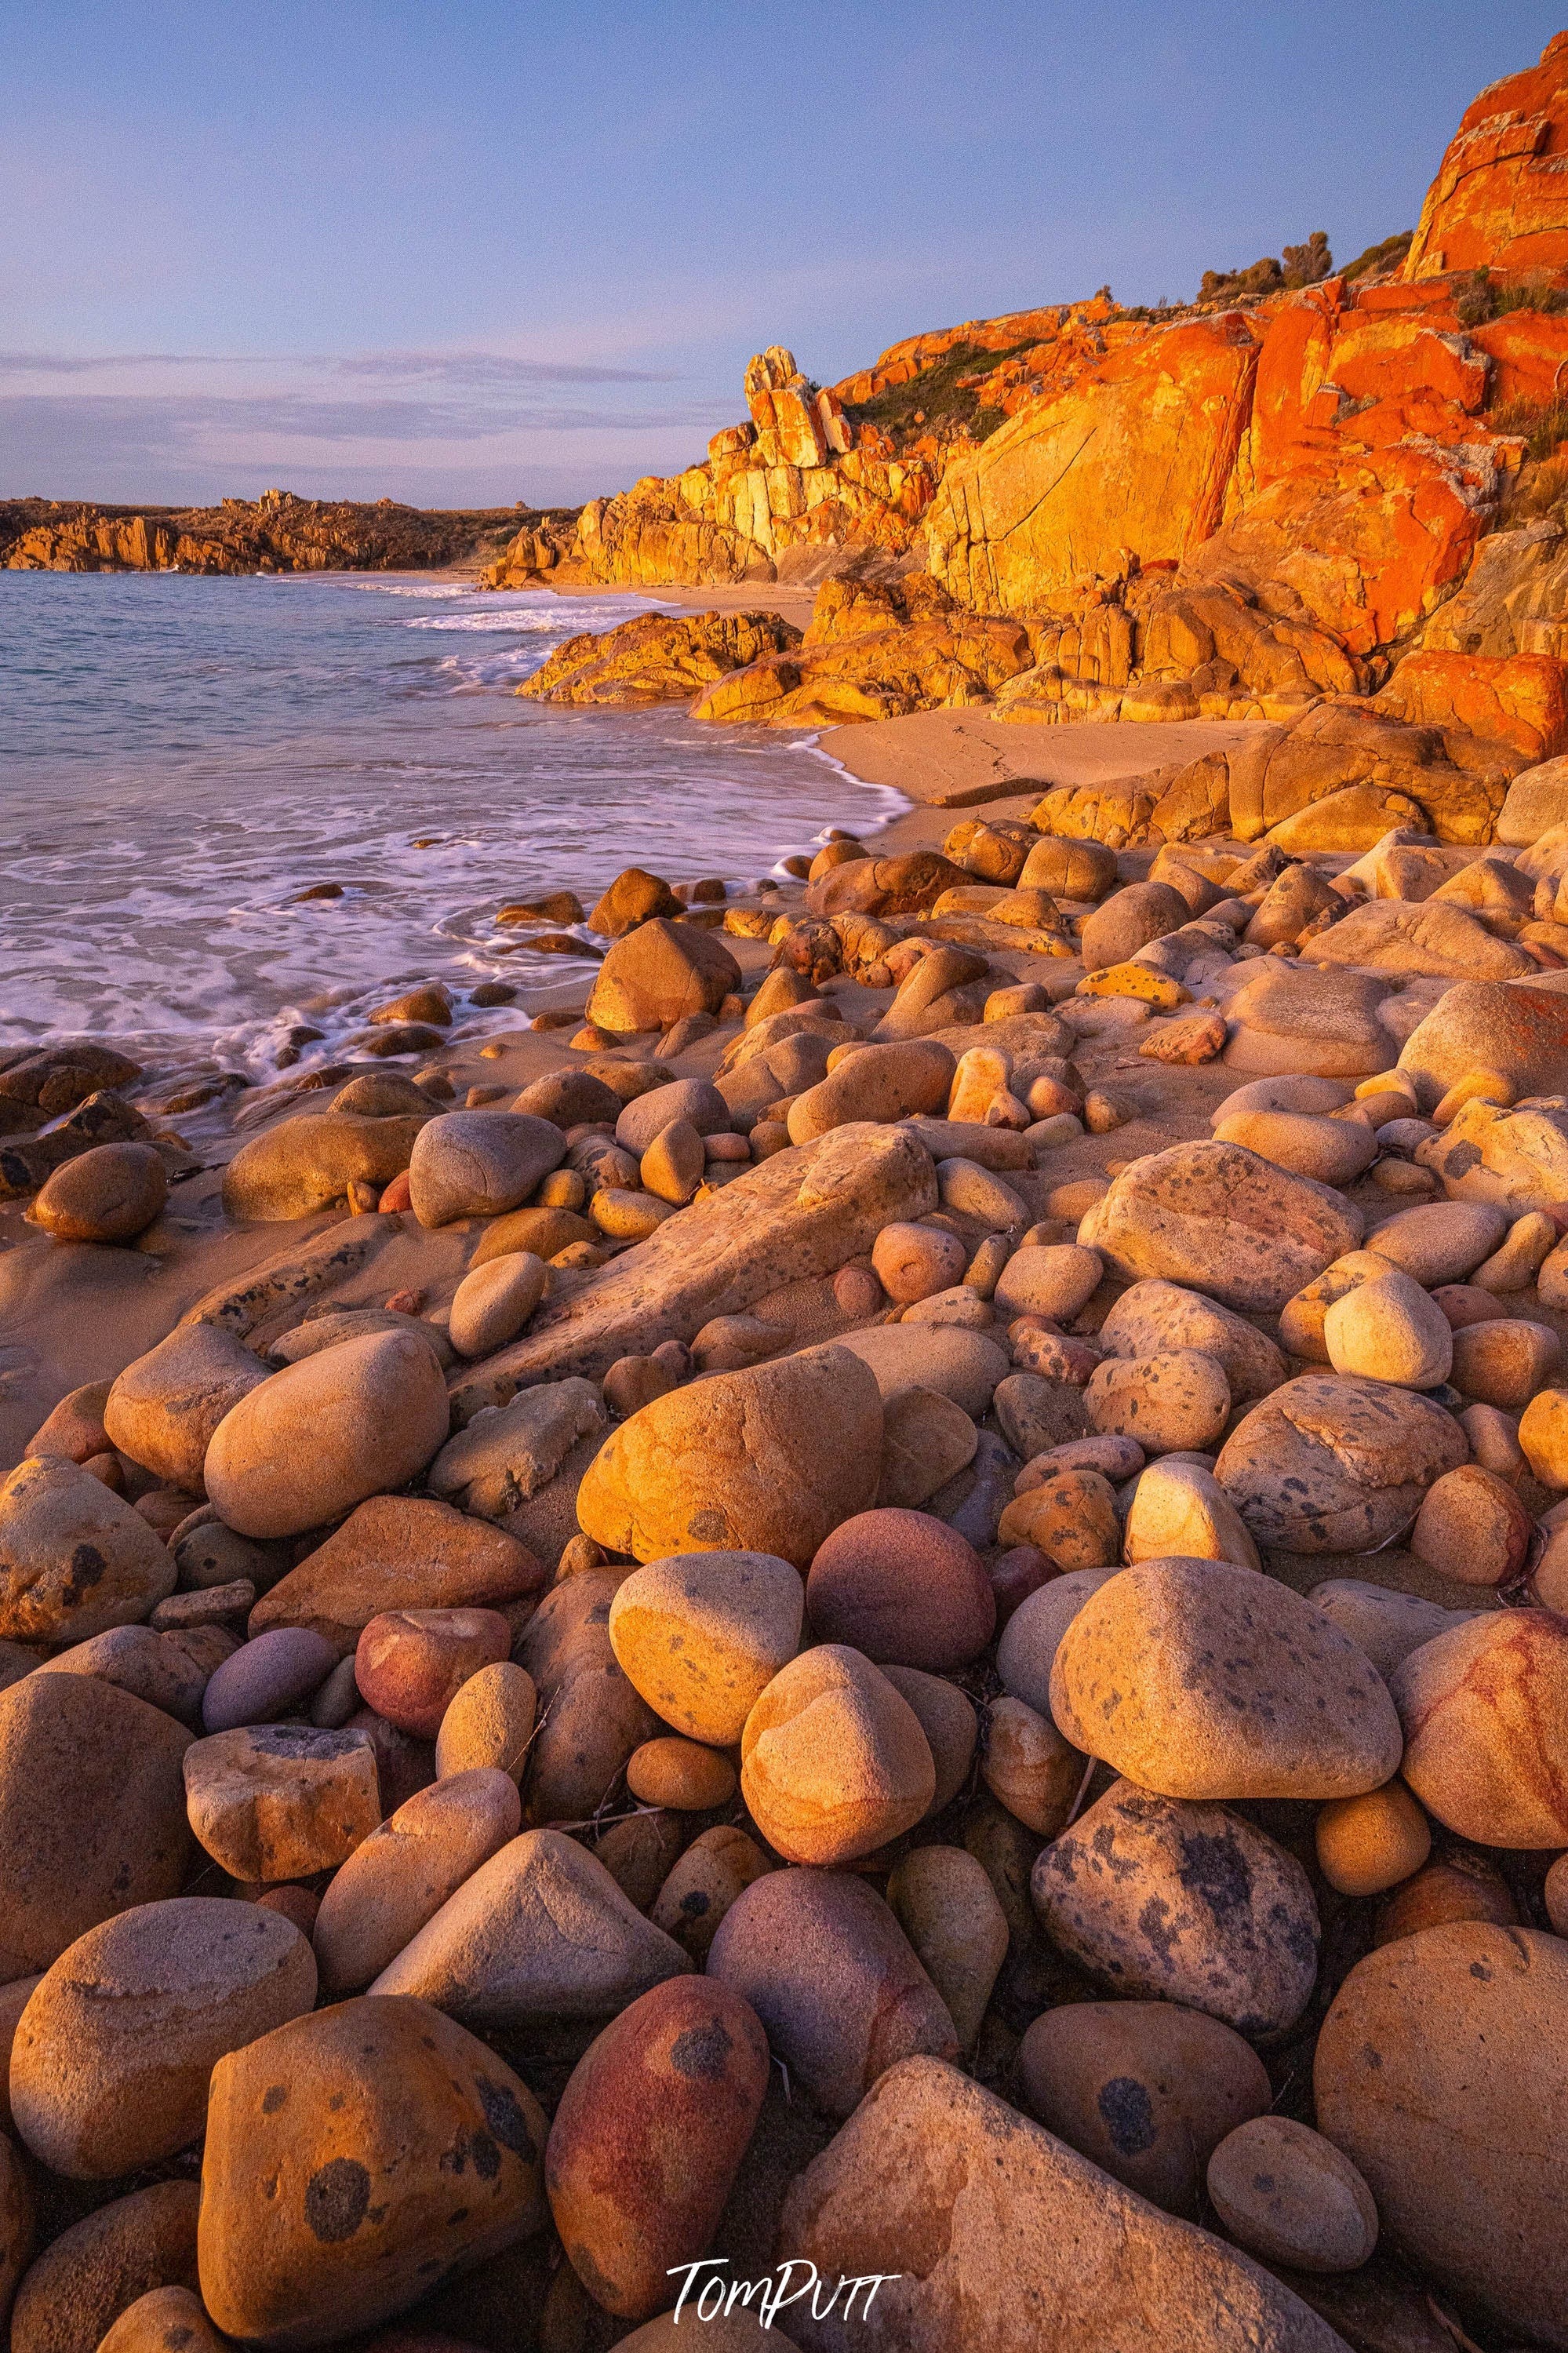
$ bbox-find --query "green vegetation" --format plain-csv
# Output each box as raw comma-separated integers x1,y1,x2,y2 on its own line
1457,269,1568,327
1341,231,1414,283
842,337,1044,446
1198,232,1332,305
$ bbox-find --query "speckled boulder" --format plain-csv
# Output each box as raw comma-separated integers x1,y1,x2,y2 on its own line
182,1725,381,1883
545,1976,769,2318
198,1994,547,2348
1079,1141,1362,1313
0,1454,176,1645
1217,1375,1468,1553
607,1551,804,1745
708,1868,957,2118
1031,1782,1319,2038
9,1896,316,2179
1316,1924,1568,2348
577,1346,883,1568
1050,1558,1402,1800
1017,2000,1271,2218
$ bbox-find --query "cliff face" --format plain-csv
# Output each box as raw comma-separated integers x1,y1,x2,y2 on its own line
0,490,548,576
489,30,1568,710
1406,29,1568,279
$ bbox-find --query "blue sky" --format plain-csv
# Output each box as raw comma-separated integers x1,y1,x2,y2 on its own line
2,2,1563,509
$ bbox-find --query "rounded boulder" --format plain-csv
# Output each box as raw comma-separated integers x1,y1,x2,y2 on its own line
1050,1557,1402,1801
707,1867,957,2118
545,1976,770,2319
577,1345,882,1569
1315,1923,1568,2345
1017,2000,1271,2218
9,1896,317,2178
806,1509,995,1670
204,1331,452,1540
740,1645,934,1865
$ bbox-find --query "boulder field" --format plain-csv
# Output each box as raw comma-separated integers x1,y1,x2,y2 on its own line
10,803,1568,2351
13,31,1568,2353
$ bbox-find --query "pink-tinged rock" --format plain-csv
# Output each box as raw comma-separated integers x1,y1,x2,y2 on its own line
354,1608,513,1738
545,1976,770,2319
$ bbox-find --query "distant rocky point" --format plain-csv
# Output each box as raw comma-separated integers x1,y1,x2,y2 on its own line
0,487,570,577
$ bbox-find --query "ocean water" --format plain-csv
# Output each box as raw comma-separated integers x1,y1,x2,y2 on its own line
0,571,901,1088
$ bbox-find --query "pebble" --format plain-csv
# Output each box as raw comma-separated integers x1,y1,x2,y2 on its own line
649,1823,772,1962
1084,1349,1231,1454
625,1735,737,1809
1451,1316,1560,1408
880,1663,977,1810
1391,1608,1568,1845
0,1455,176,1646
9,2180,199,2353
1316,1923,1568,2343
182,1725,381,1881
1206,2115,1378,2273
1322,1267,1453,1388
368,1827,689,2023
877,1382,979,1507
992,1243,1103,1321
1215,1373,1467,1553
1410,1461,1533,1586
980,1692,1080,1833
407,1107,566,1226
1314,1779,1432,1896
0,1672,193,1977
1122,1458,1260,1568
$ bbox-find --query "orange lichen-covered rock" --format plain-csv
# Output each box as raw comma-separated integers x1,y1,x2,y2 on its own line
1405,31,1568,280
1374,648,1568,759
926,313,1259,613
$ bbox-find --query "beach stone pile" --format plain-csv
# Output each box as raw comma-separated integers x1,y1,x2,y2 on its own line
8,832,1568,2353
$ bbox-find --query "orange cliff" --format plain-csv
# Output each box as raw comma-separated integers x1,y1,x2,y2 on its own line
489,28,1568,773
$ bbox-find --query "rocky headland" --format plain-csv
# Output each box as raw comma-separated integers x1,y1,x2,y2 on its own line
0,490,567,576
10,32,1568,2353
